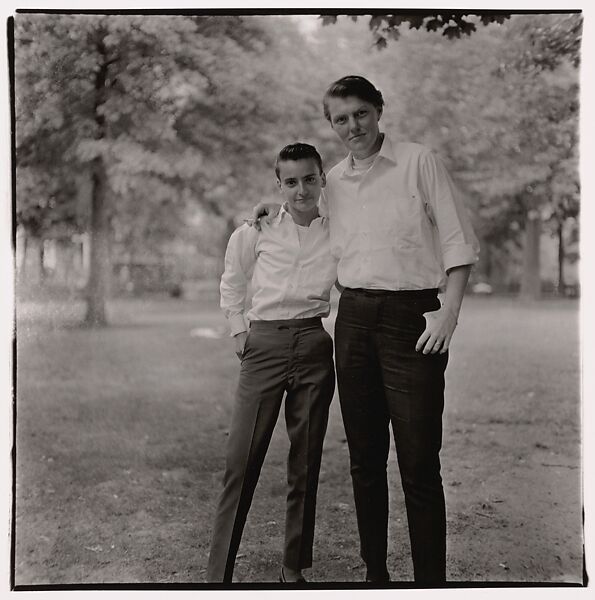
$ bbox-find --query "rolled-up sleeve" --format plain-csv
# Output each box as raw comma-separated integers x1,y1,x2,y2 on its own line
220,224,258,336
419,150,480,272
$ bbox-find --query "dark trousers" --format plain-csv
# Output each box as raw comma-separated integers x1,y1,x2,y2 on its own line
334,288,448,585
206,318,335,582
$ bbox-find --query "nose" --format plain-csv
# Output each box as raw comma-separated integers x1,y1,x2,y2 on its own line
348,116,359,132
297,181,307,195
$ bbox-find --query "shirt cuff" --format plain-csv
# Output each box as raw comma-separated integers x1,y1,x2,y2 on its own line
228,314,248,337
442,244,479,273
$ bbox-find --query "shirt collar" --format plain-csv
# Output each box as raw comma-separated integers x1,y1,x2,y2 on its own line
277,203,327,225
340,132,397,179
277,204,291,223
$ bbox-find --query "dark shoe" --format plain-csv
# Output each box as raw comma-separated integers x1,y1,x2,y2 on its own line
279,566,307,583
365,569,391,583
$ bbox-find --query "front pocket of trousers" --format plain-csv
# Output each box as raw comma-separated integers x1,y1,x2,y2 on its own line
337,292,369,328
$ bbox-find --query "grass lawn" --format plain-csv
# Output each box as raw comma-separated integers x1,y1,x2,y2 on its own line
13,294,582,586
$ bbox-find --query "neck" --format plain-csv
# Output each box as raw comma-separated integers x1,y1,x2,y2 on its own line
286,205,319,227
353,132,384,160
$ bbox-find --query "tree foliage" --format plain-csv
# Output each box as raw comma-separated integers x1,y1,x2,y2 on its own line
320,12,510,48
473,15,581,250
323,12,581,293
14,14,283,322
13,11,582,313
15,14,283,227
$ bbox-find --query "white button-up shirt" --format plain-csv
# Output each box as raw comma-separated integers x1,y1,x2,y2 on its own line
321,134,479,291
220,206,338,336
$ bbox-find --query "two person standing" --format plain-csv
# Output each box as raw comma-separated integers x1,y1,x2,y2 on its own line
207,75,479,585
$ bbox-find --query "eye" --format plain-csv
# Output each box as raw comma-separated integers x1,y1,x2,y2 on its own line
357,110,368,117
306,177,317,184
334,116,346,125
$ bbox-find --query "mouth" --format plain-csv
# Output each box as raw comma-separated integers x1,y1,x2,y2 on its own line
349,133,365,141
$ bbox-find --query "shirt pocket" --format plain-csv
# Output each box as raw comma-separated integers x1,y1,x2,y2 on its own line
302,253,338,298
389,192,423,249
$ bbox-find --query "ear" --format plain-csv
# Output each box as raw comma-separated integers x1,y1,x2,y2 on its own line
377,106,383,120
321,172,327,188
276,178,282,191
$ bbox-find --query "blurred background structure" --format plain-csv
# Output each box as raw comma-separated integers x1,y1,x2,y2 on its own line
13,12,581,325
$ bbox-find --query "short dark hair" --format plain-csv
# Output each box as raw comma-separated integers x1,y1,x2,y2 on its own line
323,75,384,122
274,143,323,179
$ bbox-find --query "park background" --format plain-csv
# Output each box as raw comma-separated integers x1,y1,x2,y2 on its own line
10,9,585,588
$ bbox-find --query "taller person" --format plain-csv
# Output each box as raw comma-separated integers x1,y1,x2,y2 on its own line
253,76,480,585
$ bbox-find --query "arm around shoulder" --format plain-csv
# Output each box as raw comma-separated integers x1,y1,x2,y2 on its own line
250,202,282,229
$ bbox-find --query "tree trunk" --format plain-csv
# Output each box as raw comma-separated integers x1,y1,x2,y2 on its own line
20,233,44,285
20,235,43,285
557,218,565,295
40,242,46,282
84,35,111,327
475,232,491,280
18,230,28,278
520,210,541,300
84,159,110,326
484,242,492,280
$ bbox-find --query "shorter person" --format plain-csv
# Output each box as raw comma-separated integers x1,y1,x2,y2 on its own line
206,143,337,584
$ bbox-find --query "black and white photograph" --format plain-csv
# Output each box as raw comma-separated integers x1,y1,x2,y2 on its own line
4,1,592,595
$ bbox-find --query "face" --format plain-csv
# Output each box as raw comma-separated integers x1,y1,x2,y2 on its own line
276,158,326,218
326,95,382,159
